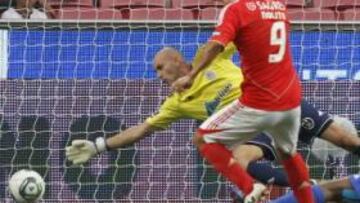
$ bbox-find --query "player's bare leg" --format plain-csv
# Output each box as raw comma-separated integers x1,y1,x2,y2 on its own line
320,117,360,155
319,176,360,202
232,144,264,169
320,178,350,202
232,143,290,186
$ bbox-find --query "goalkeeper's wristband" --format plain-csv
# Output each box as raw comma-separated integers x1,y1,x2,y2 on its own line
95,137,108,153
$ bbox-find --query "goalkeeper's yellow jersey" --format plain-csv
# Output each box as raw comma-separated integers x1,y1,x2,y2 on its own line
146,43,243,129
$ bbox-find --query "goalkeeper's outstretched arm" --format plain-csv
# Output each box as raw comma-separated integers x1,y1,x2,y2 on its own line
66,122,158,165
106,122,157,149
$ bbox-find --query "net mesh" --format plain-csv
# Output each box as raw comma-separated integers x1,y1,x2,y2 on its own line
0,9,359,203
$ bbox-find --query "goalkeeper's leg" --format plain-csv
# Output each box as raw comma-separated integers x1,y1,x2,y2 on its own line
234,134,290,186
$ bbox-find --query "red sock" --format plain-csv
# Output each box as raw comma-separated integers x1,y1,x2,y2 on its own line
282,153,314,203
294,187,315,203
199,142,253,194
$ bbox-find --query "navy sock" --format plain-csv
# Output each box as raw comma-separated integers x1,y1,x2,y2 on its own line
247,162,289,187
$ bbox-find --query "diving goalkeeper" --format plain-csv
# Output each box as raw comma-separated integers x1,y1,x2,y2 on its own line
66,43,243,164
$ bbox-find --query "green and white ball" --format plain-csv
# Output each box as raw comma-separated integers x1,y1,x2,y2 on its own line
9,169,45,203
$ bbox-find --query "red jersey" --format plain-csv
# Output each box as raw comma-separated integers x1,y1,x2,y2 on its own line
210,0,301,111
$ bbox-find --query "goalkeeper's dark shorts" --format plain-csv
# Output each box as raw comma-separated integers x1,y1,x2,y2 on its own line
245,100,334,161
245,133,277,161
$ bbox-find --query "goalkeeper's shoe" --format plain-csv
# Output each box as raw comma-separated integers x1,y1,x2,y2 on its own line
244,183,266,203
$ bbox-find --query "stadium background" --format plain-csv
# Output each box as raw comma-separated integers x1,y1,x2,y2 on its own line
0,0,359,202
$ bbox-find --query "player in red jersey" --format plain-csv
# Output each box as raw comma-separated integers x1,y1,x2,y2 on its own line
172,0,313,202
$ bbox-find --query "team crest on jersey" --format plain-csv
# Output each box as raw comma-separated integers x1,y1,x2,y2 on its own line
205,70,216,80
301,117,315,130
246,2,257,11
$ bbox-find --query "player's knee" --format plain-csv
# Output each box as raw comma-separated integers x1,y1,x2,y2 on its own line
233,145,263,169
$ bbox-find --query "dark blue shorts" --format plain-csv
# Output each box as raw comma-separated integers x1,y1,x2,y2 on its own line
298,100,334,145
246,133,277,161
245,100,334,161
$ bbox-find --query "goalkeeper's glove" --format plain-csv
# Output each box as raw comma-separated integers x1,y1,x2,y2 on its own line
65,137,107,165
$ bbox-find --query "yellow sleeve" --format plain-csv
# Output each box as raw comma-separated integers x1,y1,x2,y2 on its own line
145,96,182,129
218,42,237,59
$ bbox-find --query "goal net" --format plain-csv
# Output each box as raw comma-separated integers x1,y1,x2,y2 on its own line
0,14,359,203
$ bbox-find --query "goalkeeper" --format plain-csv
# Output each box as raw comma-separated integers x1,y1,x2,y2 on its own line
66,43,244,164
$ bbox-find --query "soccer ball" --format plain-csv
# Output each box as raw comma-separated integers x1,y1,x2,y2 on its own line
9,169,45,203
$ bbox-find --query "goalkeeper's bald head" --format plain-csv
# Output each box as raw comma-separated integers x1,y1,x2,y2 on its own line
155,47,184,63
153,47,190,85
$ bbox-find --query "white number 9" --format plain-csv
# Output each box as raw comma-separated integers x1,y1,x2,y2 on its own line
269,21,286,63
